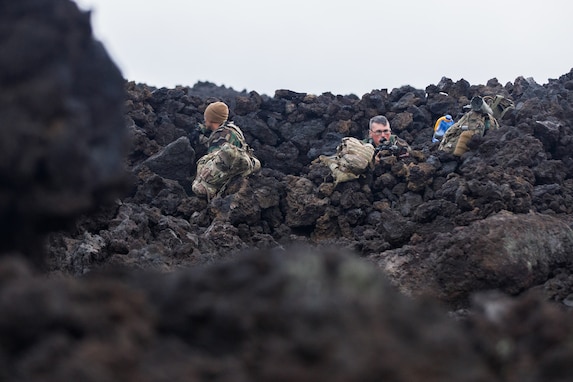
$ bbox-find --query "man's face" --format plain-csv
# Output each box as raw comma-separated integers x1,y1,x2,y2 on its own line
369,122,391,146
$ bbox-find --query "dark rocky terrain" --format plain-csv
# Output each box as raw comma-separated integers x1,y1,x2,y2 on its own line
3,0,573,380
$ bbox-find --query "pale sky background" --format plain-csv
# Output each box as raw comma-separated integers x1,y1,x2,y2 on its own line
74,0,572,97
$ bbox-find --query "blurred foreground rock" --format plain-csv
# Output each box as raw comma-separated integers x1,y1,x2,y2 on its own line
0,0,127,264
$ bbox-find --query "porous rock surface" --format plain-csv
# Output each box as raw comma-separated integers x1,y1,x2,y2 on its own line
3,0,573,380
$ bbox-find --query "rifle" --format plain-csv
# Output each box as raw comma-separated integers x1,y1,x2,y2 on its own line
189,123,210,146
373,143,408,159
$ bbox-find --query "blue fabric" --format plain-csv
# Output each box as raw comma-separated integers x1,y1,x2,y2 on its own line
432,118,455,143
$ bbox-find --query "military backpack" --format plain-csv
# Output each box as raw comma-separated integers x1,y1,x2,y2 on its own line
318,137,375,184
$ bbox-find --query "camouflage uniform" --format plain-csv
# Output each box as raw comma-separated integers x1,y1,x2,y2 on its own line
192,121,260,199
206,121,243,153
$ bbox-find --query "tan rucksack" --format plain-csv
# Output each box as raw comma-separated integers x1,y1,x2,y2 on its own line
318,137,375,184
192,124,261,199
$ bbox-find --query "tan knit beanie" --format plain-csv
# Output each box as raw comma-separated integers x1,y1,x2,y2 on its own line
204,101,229,124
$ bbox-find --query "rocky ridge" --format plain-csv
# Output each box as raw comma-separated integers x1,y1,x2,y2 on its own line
49,71,573,309
3,0,573,380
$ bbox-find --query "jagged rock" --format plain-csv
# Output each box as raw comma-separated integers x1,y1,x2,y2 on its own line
370,211,573,308
284,176,329,228
0,0,127,262
0,251,501,382
139,136,195,193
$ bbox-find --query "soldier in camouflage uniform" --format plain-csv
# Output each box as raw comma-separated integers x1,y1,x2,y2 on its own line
438,96,511,156
192,101,260,198
364,115,411,164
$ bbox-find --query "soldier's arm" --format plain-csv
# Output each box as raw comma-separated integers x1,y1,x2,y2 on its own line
207,131,228,153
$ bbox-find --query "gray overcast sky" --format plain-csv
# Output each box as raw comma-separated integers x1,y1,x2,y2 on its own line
74,0,572,96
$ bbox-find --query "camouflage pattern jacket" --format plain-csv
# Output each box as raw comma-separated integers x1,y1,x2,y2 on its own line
206,121,245,153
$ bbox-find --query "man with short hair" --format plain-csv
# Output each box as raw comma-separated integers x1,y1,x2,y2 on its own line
365,115,411,163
